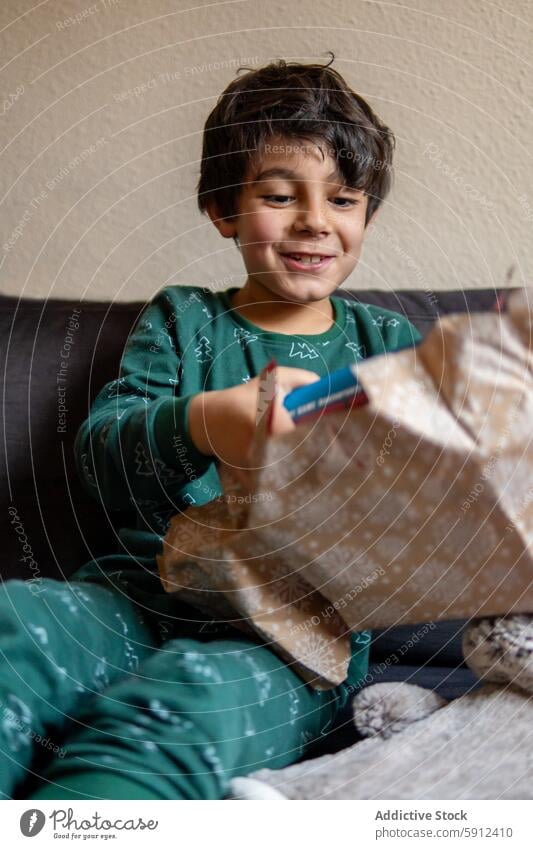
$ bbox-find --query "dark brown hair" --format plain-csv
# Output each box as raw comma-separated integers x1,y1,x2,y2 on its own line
197,52,395,231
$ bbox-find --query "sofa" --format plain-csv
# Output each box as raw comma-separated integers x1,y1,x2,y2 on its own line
0,286,506,764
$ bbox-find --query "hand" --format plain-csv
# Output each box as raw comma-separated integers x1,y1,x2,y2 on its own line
188,366,320,482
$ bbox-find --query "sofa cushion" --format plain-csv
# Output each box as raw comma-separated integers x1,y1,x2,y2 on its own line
0,297,145,582
334,286,501,336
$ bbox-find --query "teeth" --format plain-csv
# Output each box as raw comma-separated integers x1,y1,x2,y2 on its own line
287,254,326,264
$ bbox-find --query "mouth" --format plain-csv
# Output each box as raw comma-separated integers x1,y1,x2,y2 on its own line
278,252,336,273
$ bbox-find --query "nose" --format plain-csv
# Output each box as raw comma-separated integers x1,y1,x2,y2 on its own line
293,193,332,236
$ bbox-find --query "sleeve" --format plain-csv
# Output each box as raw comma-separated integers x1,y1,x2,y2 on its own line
74,287,214,512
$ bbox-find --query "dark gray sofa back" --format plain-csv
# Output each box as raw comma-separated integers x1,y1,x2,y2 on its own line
1,287,502,582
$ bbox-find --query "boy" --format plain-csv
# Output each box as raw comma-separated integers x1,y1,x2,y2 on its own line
0,56,421,800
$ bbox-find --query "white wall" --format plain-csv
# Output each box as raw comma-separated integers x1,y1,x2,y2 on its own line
0,0,531,301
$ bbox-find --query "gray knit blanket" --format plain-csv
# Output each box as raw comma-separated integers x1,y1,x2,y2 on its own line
228,615,533,799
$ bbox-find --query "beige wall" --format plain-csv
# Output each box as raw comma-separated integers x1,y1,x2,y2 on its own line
1,0,531,301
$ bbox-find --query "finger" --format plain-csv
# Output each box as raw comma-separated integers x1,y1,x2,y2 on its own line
276,367,321,389
270,386,297,435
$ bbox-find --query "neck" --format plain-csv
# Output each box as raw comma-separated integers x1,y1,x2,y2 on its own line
231,280,334,334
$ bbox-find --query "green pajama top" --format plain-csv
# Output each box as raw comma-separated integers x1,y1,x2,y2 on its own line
73,285,422,678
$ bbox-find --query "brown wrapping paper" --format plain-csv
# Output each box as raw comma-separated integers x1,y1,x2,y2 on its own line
157,289,533,690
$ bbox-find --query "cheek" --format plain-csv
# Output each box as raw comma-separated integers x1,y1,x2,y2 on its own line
240,214,280,270
342,219,366,254
249,210,283,244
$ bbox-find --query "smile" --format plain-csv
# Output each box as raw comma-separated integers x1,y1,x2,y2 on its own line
278,253,335,272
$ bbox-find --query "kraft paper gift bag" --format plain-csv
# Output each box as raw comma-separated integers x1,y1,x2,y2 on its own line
157,288,533,689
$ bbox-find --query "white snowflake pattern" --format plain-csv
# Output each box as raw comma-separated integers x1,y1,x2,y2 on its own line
28,625,48,646
167,715,194,733
233,327,258,349
58,589,81,615
352,629,372,649
345,341,366,359
293,632,338,677
148,699,171,721
360,593,408,627
177,561,217,593
168,508,224,560
133,444,180,483
233,580,270,616
289,341,319,360
264,439,319,481
299,728,316,752
323,543,357,574
429,514,479,559
153,457,180,485
98,419,113,446
80,453,96,486
202,744,226,780
266,562,315,612
152,510,173,533
374,534,408,564
243,707,255,737
134,443,153,476
288,483,336,532
114,612,129,635
178,650,224,683
239,653,272,706
479,558,522,593
93,657,110,691
2,695,33,751
287,689,300,726
124,640,139,672
409,557,470,605
194,335,213,363
105,377,127,398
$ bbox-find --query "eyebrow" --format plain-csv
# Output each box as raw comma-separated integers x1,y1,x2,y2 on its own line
251,167,350,186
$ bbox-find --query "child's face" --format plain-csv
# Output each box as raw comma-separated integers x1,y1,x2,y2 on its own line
212,136,375,304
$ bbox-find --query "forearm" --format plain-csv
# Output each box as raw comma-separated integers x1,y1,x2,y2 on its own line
75,395,214,511
74,285,222,511
187,390,220,458
188,386,259,470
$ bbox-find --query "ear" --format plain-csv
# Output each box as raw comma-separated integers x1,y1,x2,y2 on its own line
205,200,238,239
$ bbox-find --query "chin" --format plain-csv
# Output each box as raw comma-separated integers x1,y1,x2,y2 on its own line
276,278,337,303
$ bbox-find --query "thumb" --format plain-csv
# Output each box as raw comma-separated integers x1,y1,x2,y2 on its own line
270,368,321,435
276,367,321,392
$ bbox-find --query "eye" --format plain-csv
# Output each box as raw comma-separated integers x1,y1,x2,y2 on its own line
261,195,294,204
331,197,359,207
261,194,359,208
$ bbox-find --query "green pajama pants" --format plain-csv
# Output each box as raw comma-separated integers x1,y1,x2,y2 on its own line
0,573,370,800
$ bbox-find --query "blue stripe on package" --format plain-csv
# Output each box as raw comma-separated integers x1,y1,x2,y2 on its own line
283,364,366,423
